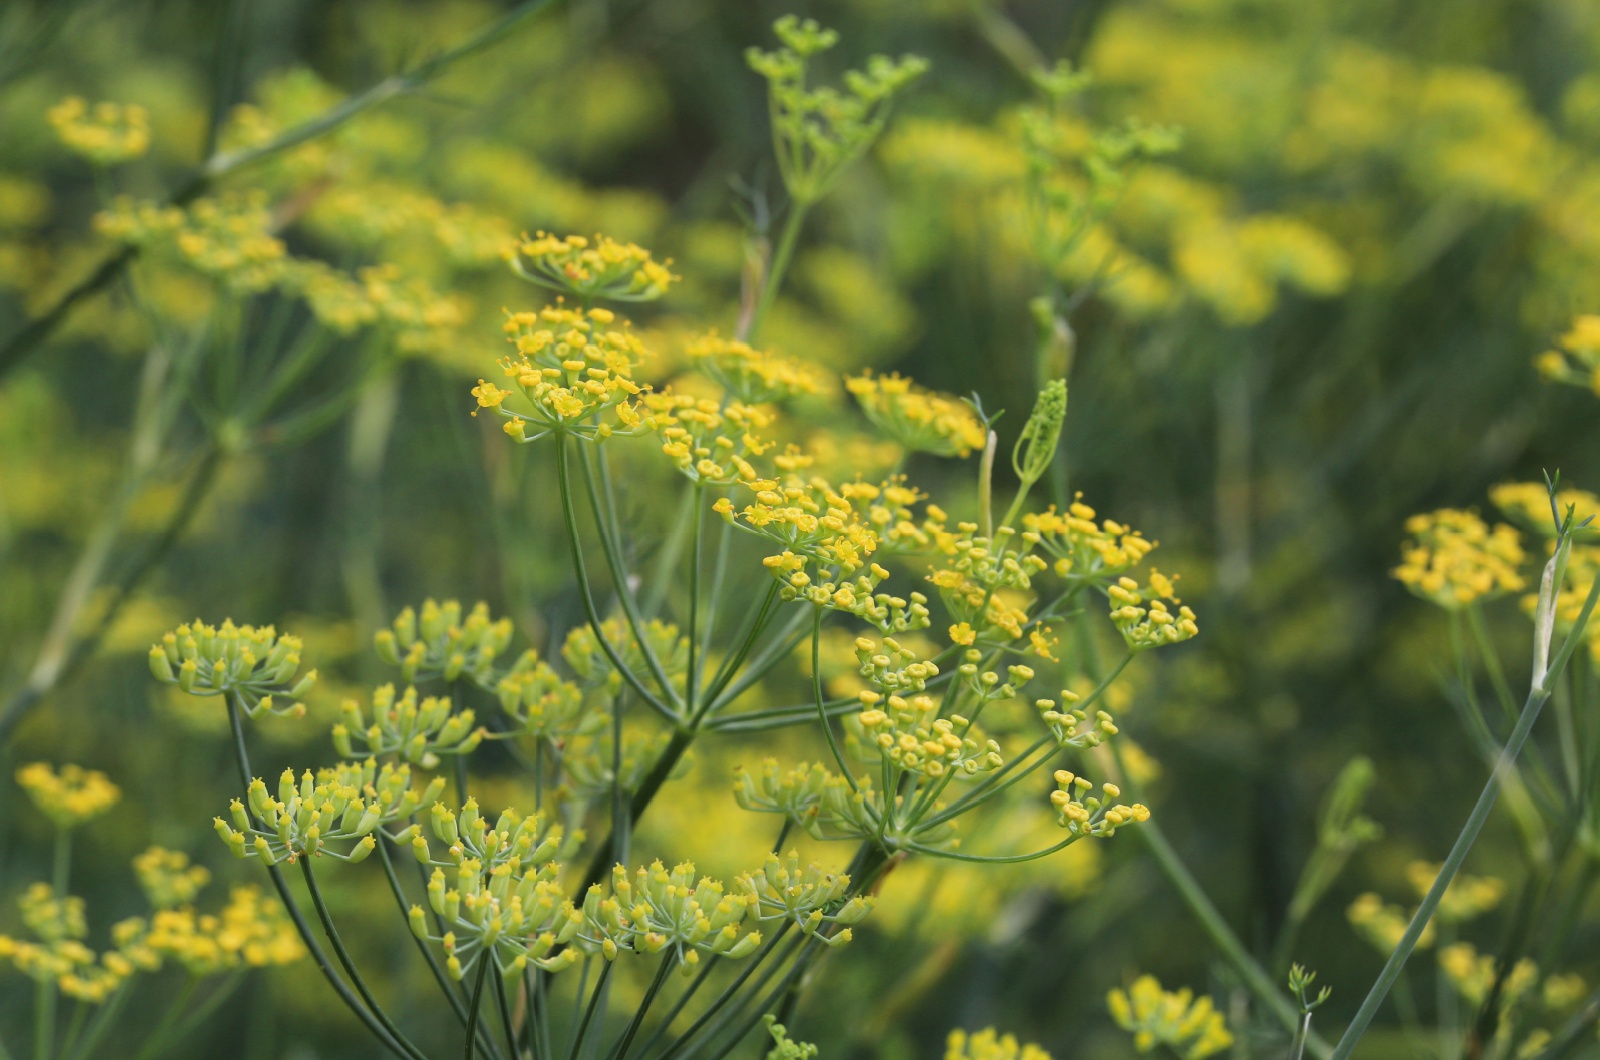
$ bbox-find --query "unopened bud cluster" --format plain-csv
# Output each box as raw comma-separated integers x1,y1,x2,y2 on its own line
149,619,315,718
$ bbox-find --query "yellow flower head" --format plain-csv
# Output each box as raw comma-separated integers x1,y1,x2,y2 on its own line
491,304,652,442
684,333,830,404
1393,508,1525,609
1107,975,1232,1059
1107,575,1199,652
48,96,150,165
1024,494,1156,583
945,1027,1054,1060
1404,861,1506,923
845,371,986,458
1536,314,1600,397
1490,480,1600,536
642,391,774,485
508,231,677,302
133,847,212,909
15,763,121,830
96,192,288,293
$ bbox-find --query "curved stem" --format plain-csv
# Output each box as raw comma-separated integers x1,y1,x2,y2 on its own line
567,960,614,1060
301,858,429,1060
811,610,858,793
606,956,673,1060
554,439,676,720
576,444,684,712
687,485,705,711
746,203,808,345
699,582,781,717
465,956,491,1060
226,697,412,1057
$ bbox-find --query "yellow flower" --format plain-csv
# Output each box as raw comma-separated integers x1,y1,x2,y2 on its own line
48,96,150,165
508,231,676,302
15,763,121,830
949,622,976,646
846,371,986,458
945,1028,1053,1060
1536,314,1600,396
683,332,830,404
1393,508,1525,609
1107,975,1232,1059
471,379,511,414
490,304,652,442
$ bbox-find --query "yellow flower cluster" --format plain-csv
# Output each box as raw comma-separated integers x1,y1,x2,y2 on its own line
374,598,514,686
0,885,121,1003
116,884,304,977
927,525,1048,641
1106,975,1233,1060
1491,480,1600,534
306,181,514,267
1108,576,1199,652
1404,861,1506,923
509,232,676,302
1438,942,1538,1008
15,762,121,829
1393,509,1526,609
1536,314,1600,396
1024,496,1157,582
857,691,1002,780
945,1028,1053,1060
730,759,882,843
735,852,873,946
1032,691,1120,749
132,846,211,908
1050,771,1149,837
149,618,316,718
493,650,591,741
1347,892,1435,952
485,304,649,442
643,391,774,485
846,371,986,458
47,96,150,165
684,333,829,404
96,193,289,292
333,684,486,764
215,767,382,864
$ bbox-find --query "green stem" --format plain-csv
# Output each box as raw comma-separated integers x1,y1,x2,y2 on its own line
554,440,676,720
225,699,412,1058
300,859,429,1060
131,971,245,1060
1331,568,1600,1059
661,931,801,1060
466,956,491,1060
634,956,721,1058
374,837,500,1059
811,611,859,794
746,203,809,345
576,445,684,712
567,961,614,1060
687,484,705,711
493,967,518,1060
33,977,54,1060
699,582,781,716
606,956,673,1060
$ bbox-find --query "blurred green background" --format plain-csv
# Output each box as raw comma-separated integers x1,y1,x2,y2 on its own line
3,0,1600,1056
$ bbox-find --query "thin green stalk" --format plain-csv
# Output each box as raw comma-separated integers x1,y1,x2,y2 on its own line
493,968,519,1060
642,486,697,620
33,976,54,1060
661,931,802,1060
1331,572,1600,1060
577,728,693,893
634,956,721,1058
687,485,706,710
225,703,410,1058
62,978,129,1060
699,509,736,677
703,939,826,1060
811,611,859,793
699,581,781,715
301,859,429,1060
129,978,197,1060
606,956,673,1060
746,203,808,345
1467,604,1522,723
466,956,491,1060
1134,812,1329,1057
566,960,614,1060
554,440,676,720
579,445,684,710
131,971,245,1060
374,837,501,1058
0,444,224,744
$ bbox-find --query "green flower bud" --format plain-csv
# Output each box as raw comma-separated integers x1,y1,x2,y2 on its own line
148,645,175,682
346,834,377,864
